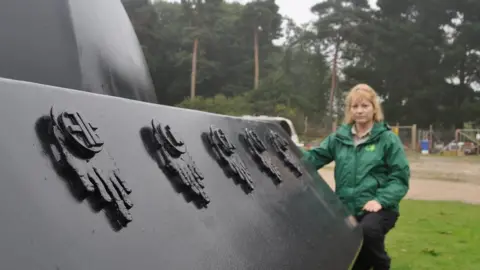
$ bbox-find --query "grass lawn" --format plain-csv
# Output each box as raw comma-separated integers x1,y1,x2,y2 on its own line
387,200,480,270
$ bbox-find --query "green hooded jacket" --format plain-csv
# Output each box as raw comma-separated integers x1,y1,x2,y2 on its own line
302,121,410,216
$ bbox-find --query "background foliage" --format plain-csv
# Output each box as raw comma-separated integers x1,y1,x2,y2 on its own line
124,0,480,131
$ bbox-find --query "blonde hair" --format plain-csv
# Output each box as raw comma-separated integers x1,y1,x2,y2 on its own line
343,83,384,124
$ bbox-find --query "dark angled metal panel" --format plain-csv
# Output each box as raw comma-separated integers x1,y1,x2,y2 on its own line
0,0,82,90
67,0,157,102
0,78,362,270
0,0,157,103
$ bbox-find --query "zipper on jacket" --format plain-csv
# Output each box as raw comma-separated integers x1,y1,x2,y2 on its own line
352,144,358,213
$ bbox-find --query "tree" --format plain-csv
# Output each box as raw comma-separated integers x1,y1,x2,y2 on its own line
311,0,371,128
239,0,283,89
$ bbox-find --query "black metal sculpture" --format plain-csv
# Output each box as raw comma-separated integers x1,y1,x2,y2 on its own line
243,128,282,184
205,125,254,193
47,106,133,228
267,129,303,177
0,0,364,268
151,119,210,207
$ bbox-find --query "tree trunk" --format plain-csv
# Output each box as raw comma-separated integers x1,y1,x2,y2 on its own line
329,37,340,131
453,46,468,128
190,38,198,99
253,27,259,90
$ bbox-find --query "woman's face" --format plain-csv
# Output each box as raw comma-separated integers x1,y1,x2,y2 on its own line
350,98,374,124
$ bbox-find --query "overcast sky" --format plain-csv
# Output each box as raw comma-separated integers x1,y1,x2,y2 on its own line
227,0,378,25
159,0,379,25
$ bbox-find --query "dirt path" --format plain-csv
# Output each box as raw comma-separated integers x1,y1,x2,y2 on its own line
318,169,480,205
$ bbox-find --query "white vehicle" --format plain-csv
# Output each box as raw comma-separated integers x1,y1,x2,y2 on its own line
241,115,304,147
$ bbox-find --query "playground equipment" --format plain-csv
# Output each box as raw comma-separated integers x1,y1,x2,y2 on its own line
416,128,480,156
0,1,362,269
392,124,418,151
455,129,480,155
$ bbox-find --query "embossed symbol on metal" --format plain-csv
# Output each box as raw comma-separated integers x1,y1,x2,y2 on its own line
47,106,133,228
205,125,254,193
267,130,303,177
151,119,210,207
243,128,282,184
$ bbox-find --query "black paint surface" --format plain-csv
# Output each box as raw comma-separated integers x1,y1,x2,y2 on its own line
0,78,362,270
0,0,157,103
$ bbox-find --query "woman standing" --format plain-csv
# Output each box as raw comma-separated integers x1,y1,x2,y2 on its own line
302,84,410,270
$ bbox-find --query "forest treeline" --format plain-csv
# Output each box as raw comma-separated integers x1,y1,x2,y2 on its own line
124,0,480,130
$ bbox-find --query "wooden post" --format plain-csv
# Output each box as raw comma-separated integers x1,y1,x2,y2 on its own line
392,122,399,135
329,37,340,132
429,124,433,152
411,124,417,151
190,38,198,99
304,116,308,134
253,27,259,90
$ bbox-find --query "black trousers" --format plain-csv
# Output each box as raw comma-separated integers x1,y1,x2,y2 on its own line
352,210,399,270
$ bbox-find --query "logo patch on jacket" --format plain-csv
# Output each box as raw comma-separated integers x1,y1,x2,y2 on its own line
365,144,376,152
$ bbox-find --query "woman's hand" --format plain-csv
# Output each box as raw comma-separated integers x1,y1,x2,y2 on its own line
363,200,382,212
